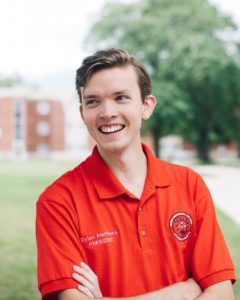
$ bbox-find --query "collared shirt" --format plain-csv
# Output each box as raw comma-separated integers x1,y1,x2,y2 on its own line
36,144,235,299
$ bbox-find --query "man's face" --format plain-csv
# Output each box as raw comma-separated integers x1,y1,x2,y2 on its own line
80,65,155,154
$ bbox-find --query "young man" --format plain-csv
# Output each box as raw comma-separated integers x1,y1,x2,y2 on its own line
36,49,235,300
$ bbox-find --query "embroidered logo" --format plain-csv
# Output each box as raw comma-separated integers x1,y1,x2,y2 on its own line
169,212,192,241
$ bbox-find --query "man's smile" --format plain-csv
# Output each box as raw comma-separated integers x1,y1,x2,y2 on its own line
98,124,125,134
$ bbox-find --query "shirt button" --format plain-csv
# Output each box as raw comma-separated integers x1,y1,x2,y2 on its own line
138,207,143,213
141,230,147,237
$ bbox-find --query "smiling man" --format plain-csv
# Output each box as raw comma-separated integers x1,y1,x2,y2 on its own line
36,49,235,300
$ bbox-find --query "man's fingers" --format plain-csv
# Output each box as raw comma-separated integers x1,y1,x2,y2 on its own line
72,262,103,297
80,261,98,278
77,285,94,299
73,264,98,284
72,272,94,289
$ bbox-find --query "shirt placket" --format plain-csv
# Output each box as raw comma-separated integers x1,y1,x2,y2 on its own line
137,178,156,249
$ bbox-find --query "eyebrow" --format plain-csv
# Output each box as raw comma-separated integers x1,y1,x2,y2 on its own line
112,89,131,95
83,89,131,100
83,94,99,100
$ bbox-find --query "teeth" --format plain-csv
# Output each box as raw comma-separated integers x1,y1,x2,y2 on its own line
100,125,124,134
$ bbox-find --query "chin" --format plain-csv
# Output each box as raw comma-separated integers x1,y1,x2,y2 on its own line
97,140,128,154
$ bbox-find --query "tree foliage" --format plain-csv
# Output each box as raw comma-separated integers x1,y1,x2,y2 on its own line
85,0,240,161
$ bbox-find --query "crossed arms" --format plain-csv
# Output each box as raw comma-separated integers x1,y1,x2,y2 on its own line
46,262,234,300
57,281,233,300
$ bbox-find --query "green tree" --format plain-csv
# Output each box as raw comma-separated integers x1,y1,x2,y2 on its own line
159,43,240,161
85,0,240,161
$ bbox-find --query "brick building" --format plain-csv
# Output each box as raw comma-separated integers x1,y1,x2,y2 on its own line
0,97,65,157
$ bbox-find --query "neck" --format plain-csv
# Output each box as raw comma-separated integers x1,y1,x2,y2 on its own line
99,142,144,170
98,143,147,198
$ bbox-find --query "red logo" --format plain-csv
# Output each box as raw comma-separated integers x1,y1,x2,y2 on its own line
169,212,192,241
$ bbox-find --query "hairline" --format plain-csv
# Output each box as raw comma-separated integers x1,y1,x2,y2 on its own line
81,63,146,103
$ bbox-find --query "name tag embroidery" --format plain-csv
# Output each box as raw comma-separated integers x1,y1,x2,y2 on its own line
80,230,118,247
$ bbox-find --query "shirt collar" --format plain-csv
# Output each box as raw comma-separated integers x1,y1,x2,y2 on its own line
142,143,172,188
83,144,171,200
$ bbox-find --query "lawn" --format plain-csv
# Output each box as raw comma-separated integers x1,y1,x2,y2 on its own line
0,159,239,300
0,159,78,300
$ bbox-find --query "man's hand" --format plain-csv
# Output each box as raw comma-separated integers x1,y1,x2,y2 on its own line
71,262,202,300
71,263,202,300
72,262,103,298
58,275,202,300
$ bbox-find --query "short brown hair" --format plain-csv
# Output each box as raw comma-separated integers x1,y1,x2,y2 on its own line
76,48,152,103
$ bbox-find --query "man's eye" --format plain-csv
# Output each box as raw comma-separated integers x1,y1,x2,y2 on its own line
116,95,128,101
86,100,98,107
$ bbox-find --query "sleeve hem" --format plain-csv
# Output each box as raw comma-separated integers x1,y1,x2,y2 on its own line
40,278,77,299
198,269,236,289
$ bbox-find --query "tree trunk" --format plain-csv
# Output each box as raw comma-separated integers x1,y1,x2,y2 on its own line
196,129,211,163
153,129,160,158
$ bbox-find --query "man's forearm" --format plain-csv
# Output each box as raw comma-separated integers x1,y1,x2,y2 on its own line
196,280,234,300
58,278,202,300
103,279,201,300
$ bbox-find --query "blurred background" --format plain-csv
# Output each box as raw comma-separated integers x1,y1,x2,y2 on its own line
0,0,239,299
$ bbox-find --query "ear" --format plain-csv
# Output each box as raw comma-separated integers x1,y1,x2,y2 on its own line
79,105,84,122
142,95,156,120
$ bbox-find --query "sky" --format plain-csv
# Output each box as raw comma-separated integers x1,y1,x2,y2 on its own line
1,0,240,81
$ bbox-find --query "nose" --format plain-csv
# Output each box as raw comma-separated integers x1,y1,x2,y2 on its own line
99,100,118,119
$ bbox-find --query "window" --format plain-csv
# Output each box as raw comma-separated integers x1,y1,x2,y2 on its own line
15,100,22,140
37,102,50,115
37,121,50,136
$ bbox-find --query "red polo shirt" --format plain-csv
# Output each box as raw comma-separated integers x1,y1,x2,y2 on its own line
36,144,235,299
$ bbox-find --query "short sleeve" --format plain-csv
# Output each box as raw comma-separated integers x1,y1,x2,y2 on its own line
36,197,86,299
190,177,236,289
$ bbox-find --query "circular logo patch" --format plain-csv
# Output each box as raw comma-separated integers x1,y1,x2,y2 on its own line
169,212,192,241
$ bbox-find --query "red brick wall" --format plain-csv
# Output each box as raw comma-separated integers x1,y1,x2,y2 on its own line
25,100,65,153
49,101,65,151
0,98,14,151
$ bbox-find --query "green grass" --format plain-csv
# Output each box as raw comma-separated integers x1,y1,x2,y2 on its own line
189,157,240,167
216,209,240,298
0,159,239,299
220,159,240,168
0,159,78,300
